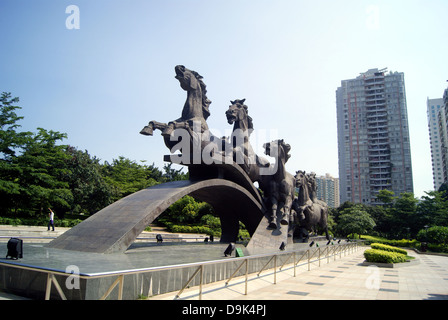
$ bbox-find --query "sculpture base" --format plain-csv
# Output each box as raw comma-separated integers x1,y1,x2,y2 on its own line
246,215,292,255
1,238,337,300
0,241,247,300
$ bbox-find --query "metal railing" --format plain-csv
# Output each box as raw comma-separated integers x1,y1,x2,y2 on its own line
0,241,364,300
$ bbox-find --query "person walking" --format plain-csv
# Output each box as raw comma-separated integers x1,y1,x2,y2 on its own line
48,208,55,231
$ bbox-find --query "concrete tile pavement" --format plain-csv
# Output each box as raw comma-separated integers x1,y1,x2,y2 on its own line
150,249,448,300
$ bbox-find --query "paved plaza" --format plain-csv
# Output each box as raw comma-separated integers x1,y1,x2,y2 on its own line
150,249,448,300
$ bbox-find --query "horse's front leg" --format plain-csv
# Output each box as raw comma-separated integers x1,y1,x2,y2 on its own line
280,196,293,226
267,198,278,229
140,121,169,136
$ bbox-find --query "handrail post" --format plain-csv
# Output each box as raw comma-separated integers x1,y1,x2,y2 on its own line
45,273,67,300
175,265,202,299
257,256,275,277
274,255,277,284
227,259,247,285
199,265,203,300
307,249,310,271
293,252,296,277
100,275,124,300
279,252,291,270
244,259,248,295
318,247,321,267
45,273,52,300
117,275,124,300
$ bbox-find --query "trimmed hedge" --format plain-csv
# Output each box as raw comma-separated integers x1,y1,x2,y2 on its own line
370,243,408,255
168,224,218,236
0,216,82,228
361,235,419,248
364,249,408,264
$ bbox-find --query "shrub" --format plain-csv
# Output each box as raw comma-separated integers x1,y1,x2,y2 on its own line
371,243,408,255
200,214,221,229
364,249,408,264
426,243,448,254
362,235,419,248
0,216,82,228
168,224,220,237
416,226,448,245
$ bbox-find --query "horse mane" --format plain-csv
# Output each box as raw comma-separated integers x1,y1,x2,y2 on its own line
243,105,254,130
192,71,211,120
278,140,291,162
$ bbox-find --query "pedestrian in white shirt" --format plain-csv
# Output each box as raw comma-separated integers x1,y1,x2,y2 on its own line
48,208,55,231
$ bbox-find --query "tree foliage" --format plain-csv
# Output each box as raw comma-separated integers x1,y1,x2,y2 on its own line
332,188,448,241
335,204,376,236
0,92,190,219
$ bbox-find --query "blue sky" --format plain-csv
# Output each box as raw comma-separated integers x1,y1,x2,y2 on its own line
1,0,447,198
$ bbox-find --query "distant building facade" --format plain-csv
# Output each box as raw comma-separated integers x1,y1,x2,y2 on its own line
315,173,340,208
336,68,413,205
438,87,448,186
427,98,445,190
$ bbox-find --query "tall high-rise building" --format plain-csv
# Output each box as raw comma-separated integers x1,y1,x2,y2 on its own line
427,98,444,190
438,87,448,185
315,173,340,208
336,68,413,205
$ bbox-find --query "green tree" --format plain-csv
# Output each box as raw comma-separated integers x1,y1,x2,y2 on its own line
14,128,73,216
418,191,448,227
390,192,419,238
161,163,188,182
438,182,448,201
376,189,395,207
365,204,391,237
0,92,31,160
102,157,160,201
65,146,113,215
159,195,214,225
0,93,32,214
335,204,376,237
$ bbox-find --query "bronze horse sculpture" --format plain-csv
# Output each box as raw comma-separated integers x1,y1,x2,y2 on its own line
225,99,270,183
262,140,296,230
292,170,330,241
140,65,213,153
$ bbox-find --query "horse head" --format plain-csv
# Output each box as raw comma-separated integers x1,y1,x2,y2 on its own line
225,99,253,130
295,170,307,188
263,139,291,162
174,65,211,120
175,65,203,91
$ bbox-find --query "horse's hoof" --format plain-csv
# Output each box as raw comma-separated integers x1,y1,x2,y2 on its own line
280,219,289,226
140,126,153,136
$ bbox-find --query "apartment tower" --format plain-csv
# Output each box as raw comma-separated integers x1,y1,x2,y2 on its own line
438,87,448,185
315,173,340,208
427,98,445,190
336,68,413,204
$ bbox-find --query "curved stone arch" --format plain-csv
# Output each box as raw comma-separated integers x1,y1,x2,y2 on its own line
48,179,264,254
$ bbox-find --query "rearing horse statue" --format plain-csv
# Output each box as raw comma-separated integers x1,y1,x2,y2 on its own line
140,65,212,151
